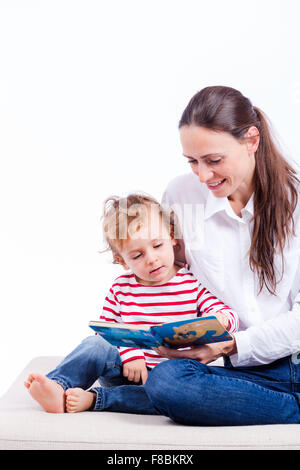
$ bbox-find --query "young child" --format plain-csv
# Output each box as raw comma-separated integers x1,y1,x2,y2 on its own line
24,193,239,414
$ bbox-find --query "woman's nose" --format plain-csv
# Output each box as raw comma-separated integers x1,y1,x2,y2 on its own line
196,162,214,183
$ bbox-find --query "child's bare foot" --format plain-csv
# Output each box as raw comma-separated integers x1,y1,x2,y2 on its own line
24,373,65,413
65,388,96,413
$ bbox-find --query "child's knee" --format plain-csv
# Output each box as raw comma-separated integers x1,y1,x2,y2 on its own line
81,335,114,354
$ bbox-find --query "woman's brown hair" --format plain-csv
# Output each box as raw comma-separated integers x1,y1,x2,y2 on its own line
179,86,299,294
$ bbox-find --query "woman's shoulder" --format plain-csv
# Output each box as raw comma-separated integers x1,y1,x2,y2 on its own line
162,172,208,205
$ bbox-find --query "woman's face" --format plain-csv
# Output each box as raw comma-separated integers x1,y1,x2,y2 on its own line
179,125,259,201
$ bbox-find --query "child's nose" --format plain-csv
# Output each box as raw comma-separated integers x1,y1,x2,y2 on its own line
147,250,158,264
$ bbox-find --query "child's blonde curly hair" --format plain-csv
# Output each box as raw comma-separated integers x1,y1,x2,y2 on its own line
102,193,179,265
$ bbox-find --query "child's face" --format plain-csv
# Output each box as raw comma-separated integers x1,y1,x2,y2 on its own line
118,208,177,285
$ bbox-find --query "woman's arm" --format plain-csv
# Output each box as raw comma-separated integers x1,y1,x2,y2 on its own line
162,174,300,367
155,337,237,364
157,297,300,366
230,296,300,367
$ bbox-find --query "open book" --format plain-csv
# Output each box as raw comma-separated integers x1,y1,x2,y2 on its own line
89,316,233,349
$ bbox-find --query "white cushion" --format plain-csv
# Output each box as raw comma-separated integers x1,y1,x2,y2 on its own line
0,356,299,450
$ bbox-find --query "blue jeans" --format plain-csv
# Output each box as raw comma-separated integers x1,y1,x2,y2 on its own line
144,356,300,425
46,335,159,415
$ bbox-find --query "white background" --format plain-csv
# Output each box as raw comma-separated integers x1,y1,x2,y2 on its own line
0,0,299,396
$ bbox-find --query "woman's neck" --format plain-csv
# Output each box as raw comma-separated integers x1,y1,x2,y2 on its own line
227,187,253,218
227,155,255,217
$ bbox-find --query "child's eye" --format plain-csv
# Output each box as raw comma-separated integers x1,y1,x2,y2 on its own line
132,253,142,260
188,159,197,165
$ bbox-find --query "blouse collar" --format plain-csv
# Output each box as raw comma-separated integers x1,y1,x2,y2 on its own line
204,190,254,222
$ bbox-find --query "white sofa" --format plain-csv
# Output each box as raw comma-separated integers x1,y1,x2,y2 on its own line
0,356,299,450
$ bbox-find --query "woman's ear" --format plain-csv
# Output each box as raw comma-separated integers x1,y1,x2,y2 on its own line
245,126,260,154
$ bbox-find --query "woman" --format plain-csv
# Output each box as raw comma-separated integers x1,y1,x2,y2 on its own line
144,85,300,425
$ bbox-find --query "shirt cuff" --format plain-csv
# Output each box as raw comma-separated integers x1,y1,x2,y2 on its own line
229,331,252,367
118,347,145,364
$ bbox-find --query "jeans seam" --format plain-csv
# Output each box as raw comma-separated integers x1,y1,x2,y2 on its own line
201,374,299,402
288,357,297,392
188,360,296,396
105,361,122,372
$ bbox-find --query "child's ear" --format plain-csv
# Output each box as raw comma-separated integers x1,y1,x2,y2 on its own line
113,253,129,270
121,261,130,270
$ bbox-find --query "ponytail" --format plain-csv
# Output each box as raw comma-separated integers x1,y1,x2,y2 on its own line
250,106,299,294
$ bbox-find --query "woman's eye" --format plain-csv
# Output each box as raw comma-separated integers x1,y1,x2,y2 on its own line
154,243,162,248
188,157,222,166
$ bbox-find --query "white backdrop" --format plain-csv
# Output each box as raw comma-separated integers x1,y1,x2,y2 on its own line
0,0,299,396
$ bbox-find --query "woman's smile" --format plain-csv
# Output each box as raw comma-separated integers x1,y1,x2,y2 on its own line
207,178,227,190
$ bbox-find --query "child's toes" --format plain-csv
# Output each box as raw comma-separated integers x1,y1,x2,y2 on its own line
66,396,77,405
66,400,77,413
26,373,36,384
24,373,37,388
66,387,79,397
66,394,78,408
66,401,73,411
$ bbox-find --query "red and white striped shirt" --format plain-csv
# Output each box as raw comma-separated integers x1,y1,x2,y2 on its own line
99,267,239,369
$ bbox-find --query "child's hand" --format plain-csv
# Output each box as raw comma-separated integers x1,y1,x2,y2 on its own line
202,312,229,329
215,312,229,329
122,359,148,384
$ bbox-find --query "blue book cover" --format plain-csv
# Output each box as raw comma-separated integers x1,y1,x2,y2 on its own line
89,316,232,349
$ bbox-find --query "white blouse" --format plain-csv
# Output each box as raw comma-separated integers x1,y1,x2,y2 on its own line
162,172,300,367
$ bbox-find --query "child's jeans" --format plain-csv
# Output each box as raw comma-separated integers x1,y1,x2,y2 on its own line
46,335,159,414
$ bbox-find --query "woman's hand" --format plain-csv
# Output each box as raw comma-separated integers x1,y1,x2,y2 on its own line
122,358,149,384
154,338,237,365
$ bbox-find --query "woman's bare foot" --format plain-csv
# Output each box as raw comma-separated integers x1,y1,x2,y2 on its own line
24,373,65,413
65,388,96,413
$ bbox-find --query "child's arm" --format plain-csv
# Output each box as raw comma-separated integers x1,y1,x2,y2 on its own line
100,286,146,364
196,284,239,333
